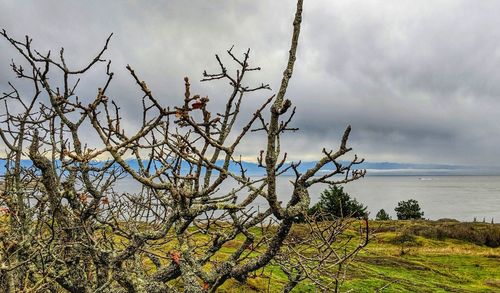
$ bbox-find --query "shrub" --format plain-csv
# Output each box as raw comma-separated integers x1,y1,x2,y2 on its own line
436,218,460,223
395,199,424,220
375,209,391,220
390,231,418,246
403,222,500,248
390,229,421,255
309,185,367,219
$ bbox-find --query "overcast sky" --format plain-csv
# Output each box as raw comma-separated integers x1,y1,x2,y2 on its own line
2,0,500,166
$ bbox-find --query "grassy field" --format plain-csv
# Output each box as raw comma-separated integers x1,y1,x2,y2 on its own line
1,214,499,292
217,220,500,292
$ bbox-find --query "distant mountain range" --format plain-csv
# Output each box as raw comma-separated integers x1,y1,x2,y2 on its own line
222,161,500,176
1,159,499,176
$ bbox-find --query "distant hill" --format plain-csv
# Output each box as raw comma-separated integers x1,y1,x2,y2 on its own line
1,159,499,176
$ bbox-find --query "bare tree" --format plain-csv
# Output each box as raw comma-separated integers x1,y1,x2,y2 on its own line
276,212,369,292
0,0,366,292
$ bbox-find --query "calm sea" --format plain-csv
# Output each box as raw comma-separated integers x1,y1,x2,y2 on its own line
117,176,500,222
342,176,500,221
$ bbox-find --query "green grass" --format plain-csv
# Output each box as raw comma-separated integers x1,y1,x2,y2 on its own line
217,220,500,292
3,215,498,292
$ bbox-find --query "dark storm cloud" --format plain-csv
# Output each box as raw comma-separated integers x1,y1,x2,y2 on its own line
1,0,500,165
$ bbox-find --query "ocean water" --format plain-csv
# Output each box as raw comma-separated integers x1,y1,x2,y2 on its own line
341,176,500,221
116,176,500,222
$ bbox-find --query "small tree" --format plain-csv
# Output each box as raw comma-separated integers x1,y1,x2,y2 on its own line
375,209,391,220
309,185,367,219
395,199,424,220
